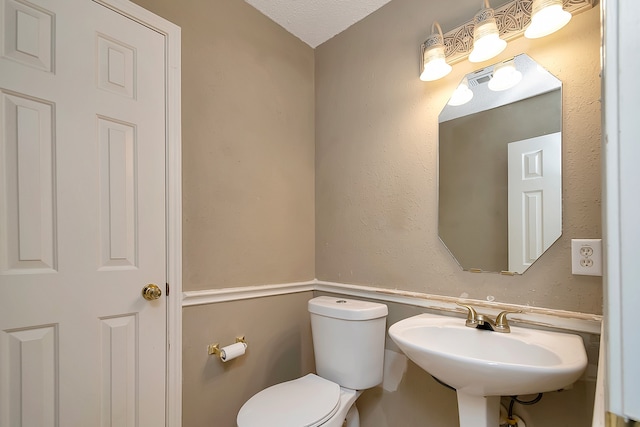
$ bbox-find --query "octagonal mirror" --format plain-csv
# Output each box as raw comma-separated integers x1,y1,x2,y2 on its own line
438,54,562,274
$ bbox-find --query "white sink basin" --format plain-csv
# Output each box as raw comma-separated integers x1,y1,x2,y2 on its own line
389,312,588,427
389,313,587,396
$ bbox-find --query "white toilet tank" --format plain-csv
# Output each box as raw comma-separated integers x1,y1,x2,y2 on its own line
308,296,388,390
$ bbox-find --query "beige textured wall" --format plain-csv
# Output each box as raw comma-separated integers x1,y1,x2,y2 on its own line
131,0,316,292
182,293,315,427
127,2,316,427
129,0,601,425
316,4,602,314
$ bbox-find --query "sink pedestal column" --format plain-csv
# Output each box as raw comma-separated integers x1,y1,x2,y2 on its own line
456,392,500,427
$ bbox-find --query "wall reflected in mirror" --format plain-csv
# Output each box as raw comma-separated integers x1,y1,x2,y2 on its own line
438,54,562,274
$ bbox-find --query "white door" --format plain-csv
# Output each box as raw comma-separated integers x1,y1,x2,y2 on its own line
507,132,562,273
0,0,167,426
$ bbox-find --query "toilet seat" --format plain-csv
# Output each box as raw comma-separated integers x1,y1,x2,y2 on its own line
237,374,341,427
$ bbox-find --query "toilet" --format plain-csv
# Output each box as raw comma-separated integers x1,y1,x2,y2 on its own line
237,296,388,427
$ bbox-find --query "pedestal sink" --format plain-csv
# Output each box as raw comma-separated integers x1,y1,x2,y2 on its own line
388,313,587,427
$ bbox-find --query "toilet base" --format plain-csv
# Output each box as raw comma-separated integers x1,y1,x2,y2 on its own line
344,404,360,427
322,387,362,427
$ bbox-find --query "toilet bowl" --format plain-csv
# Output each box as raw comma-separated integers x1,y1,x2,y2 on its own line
236,296,388,427
237,374,361,427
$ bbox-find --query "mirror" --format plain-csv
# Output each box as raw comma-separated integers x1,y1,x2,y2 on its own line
438,54,562,274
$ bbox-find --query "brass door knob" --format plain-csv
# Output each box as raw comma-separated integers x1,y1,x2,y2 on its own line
142,283,162,301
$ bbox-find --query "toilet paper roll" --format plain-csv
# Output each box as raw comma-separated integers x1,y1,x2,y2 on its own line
220,342,247,362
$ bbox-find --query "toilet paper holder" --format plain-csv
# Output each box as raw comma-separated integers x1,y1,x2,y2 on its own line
208,336,247,359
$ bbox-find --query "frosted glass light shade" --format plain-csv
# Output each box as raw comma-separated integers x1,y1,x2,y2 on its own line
525,0,572,39
421,47,452,81
420,23,452,82
469,8,506,63
469,33,507,63
448,78,474,106
488,60,522,91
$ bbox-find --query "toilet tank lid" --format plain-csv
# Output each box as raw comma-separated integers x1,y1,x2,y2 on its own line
308,296,388,320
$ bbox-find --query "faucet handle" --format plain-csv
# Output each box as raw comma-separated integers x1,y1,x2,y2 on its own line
494,310,522,332
456,303,479,327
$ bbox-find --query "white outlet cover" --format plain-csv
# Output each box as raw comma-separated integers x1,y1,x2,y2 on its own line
571,239,603,276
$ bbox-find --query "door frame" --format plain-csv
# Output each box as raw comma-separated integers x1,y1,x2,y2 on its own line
92,1,182,425
603,0,640,422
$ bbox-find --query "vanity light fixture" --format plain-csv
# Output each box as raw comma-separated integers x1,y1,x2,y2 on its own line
447,77,474,106
468,0,507,63
525,0,572,39
417,0,594,81
420,22,452,82
488,59,522,91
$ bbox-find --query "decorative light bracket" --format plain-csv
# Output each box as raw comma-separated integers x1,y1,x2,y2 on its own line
440,0,595,65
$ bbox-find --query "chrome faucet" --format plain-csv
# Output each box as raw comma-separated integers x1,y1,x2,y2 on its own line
456,303,521,333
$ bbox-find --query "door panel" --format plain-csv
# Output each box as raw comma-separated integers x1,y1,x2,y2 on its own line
98,116,138,270
4,324,57,427
2,0,53,72
0,1,167,426
0,91,56,273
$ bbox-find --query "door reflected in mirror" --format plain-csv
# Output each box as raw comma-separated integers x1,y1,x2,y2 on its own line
438,54,562,274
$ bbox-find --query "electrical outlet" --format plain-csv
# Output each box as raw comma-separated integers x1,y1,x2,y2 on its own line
571,239,602,276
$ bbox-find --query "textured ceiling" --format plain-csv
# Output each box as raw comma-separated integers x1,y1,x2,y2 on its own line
244,0,394,48
244,0,514,48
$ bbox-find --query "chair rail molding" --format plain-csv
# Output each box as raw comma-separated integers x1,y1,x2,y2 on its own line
182,280,601,335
